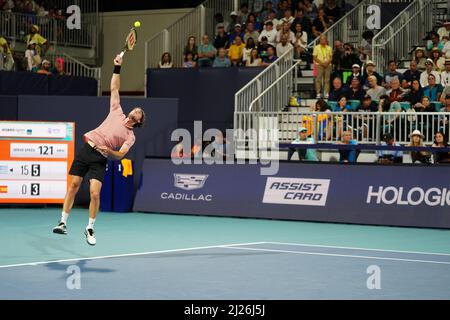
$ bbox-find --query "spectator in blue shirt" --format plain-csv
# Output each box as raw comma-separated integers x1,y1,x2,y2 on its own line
213,48,232,68
377,132,403,164
288,127,318,161
333,95,352,112
339,130,359,163
422,73,443,102
197,34,217,67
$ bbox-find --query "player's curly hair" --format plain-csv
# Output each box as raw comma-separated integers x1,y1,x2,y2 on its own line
133,107,146,128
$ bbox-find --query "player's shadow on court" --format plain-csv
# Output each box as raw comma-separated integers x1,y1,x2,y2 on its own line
26,233,86,257
45,259,116,275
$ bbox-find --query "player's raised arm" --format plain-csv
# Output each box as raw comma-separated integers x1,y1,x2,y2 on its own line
110,54,123,110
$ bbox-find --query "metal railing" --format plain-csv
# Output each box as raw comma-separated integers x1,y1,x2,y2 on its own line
145,0,239,71
234,47,294,112
248,60,301,112
46,52,101,95
145,6,204,70
204,0,239,39
234,111,450,155
0,11,97,48
307,0,381,49
372,0,434,69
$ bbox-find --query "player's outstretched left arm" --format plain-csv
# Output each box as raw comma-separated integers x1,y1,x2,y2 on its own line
110,55,123,110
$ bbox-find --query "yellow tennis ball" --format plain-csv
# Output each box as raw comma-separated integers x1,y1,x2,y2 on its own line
134,21,141,28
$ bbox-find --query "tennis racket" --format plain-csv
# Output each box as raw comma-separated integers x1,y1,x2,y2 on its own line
119,27,138,58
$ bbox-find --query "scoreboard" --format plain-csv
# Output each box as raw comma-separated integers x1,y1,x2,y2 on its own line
0,121,75,203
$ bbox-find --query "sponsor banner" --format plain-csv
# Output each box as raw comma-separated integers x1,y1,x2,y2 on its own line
133,159,450,229
263,177,330,206
0,122,67,139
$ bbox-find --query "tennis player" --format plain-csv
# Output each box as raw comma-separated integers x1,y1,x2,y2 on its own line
53,54,146,245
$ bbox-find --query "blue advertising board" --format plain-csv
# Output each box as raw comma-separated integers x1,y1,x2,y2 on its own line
133,159,450,229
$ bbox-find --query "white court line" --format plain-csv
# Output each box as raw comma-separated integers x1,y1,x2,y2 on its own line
265,241,450,257
223,246,450,265
0,241,268,269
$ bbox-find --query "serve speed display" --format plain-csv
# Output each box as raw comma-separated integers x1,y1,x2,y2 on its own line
0,121,75,203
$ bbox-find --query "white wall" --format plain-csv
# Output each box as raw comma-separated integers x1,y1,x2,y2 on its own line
101,8,191,93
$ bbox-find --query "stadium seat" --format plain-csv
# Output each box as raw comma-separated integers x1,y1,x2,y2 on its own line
431,101,443,111
399,102,411,111
348,100,361,111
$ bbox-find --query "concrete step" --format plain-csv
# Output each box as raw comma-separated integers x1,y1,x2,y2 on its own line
295,77,314,85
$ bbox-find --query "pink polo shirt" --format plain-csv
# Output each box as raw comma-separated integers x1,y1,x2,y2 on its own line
84,103,136,157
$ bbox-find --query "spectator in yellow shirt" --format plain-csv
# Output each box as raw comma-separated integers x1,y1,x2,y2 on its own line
228,36,246,66
313,35,333,99
25,25,49,58
0,36,14,71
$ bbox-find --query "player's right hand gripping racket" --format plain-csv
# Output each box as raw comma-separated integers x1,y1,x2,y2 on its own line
119,27,138,58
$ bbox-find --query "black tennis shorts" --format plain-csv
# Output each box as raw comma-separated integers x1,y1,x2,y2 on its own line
69,143,108,183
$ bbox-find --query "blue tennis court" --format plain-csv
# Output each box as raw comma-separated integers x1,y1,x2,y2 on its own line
1,208,449,300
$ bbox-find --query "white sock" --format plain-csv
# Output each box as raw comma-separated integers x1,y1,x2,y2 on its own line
61,212,69,224
87,218,96,230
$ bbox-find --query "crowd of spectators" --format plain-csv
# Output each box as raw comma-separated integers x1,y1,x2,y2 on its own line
1,23,67,75
0,0,66,18
157,0,349,68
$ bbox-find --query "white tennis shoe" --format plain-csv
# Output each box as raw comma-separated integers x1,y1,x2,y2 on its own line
84,228,96,246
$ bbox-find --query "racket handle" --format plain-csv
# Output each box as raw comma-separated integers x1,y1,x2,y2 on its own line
119,51,125,58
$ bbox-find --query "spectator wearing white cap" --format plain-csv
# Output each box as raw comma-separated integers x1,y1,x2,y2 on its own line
345,63,363,86
420,59,441,88
228,11,241,33
437,21,450,41
288,127,318,161
258,21,278,46
24,41,39,72
37,59,52,75
229,24,245,45
213,13,230,36
441,59,450,87
408,130,431,164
